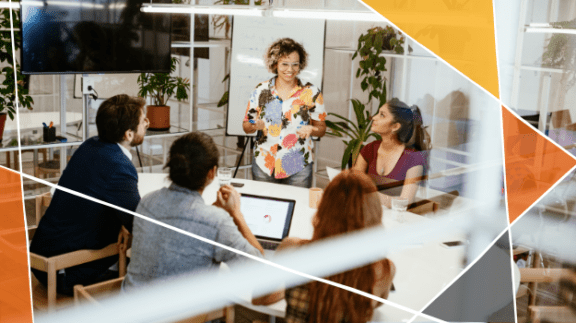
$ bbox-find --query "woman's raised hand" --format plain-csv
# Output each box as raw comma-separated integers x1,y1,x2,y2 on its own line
253,119,266,131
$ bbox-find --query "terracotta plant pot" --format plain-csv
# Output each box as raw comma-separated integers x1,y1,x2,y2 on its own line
146,105,170,131
0,112,7,142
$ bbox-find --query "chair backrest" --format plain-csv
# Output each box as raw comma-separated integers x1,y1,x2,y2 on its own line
74,277,212,323
35,192,52,226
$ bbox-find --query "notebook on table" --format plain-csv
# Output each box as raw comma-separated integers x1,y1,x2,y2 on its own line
239,193,296,250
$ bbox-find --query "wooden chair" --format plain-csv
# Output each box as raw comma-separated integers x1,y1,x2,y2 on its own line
29,192,128,312
74,277,234,323
519,268,576,323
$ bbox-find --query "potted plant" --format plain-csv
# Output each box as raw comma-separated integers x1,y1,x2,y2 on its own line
0,6,34,143
326,25,404,169
138,57,190,131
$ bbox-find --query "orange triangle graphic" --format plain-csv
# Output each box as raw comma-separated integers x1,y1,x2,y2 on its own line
362,0,499,99
0,168,33,322
502,107,576,223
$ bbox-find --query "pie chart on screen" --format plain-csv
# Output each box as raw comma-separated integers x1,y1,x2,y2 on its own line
263,214,272,223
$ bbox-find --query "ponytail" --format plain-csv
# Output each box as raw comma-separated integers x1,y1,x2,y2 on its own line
387,98,431,152
410,106,431,152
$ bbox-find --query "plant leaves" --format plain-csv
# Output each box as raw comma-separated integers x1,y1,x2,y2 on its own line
351,98,365,126
342,139,358,170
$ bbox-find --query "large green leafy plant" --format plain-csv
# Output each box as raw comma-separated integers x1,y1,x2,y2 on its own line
138,57,190,106
0,7,33,120
326,26,404,169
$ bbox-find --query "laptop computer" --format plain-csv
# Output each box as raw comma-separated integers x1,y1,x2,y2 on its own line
239,193,296,250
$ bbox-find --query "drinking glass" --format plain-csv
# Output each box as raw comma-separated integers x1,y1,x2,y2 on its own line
218,167,232,187
391,197,409,212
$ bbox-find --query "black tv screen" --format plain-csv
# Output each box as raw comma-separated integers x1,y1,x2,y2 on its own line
20,0,172,74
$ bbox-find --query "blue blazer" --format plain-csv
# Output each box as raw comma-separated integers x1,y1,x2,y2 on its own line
30,137,140,257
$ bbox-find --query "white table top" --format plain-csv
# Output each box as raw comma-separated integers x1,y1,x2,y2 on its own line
3,111,83,133
136,173,511,322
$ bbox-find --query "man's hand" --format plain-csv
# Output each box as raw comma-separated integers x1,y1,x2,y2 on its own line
296,125,318,139
216,185,242,218
117,226,132,252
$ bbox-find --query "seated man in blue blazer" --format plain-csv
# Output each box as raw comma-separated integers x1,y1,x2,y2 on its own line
30,94,149,295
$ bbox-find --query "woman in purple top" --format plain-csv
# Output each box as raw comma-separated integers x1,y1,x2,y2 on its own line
353,98,430,208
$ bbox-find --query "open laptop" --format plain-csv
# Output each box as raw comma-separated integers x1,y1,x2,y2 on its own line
239,193,296,250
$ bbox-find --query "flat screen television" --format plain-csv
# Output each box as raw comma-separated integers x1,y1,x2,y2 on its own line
20,0,172,74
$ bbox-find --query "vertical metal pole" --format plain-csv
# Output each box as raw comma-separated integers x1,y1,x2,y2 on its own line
538,73,551,133
190,8,196,132
426,61,440,198
510,0,528,110
400,39,408,101
82,74,89,141
60,75,67,171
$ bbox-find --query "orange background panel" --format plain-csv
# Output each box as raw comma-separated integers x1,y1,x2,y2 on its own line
502,107,576,223
363,0,499,99
0,168,33,322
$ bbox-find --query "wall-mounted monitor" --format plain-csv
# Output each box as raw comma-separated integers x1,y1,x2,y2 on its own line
20,0,172,74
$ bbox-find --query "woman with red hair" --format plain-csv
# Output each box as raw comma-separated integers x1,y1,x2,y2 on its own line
252,170,395,323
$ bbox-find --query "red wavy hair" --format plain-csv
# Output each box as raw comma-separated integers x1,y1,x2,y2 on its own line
307,170,385,323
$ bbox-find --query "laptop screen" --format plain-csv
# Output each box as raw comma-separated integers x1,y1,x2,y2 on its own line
239,194,296,241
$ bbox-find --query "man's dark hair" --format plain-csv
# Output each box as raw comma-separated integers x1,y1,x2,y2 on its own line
96,94,146,143
165,132,220,191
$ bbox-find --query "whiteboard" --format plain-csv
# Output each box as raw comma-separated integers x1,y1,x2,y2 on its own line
226,16,326,137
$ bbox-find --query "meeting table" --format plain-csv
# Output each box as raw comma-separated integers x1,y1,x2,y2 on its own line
137,172,517,322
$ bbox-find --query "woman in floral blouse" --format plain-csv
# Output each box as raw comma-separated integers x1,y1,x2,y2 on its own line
242,38,327,188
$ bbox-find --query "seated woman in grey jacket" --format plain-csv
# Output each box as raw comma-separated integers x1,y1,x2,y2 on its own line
122,132,264,291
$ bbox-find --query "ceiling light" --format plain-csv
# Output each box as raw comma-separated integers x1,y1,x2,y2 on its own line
141,4,262,17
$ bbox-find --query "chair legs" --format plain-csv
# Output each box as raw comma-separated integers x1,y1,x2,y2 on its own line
226,306,235,323
47,261,57,312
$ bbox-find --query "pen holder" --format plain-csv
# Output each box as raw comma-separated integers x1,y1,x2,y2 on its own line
43,127,56,142
309,187,323,209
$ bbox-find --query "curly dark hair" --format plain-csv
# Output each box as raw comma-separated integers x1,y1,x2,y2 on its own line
264,38,308,74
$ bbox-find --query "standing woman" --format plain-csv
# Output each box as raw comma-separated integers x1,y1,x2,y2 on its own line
242,38,327,188
353,98,430,208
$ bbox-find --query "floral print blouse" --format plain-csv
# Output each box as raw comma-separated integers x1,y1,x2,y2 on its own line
244,77,326,179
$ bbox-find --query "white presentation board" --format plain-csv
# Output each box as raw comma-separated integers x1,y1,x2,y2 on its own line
226,16,326,137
